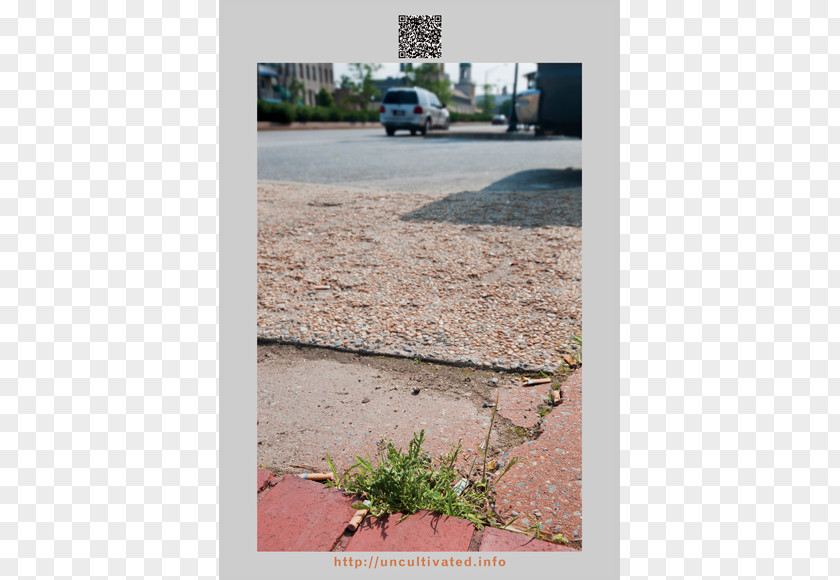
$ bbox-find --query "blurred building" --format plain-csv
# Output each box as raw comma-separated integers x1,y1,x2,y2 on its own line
448,88,477,114
257,63,335,106
257,64,283,101
332,88,357,109
453,64,476,105
418,63,447,83
449,63,478,114
372,76,408,94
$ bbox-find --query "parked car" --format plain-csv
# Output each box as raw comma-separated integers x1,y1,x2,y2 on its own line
491,114,507,125
380,87,450,136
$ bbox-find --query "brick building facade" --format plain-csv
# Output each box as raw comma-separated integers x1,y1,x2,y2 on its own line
257,63,335,106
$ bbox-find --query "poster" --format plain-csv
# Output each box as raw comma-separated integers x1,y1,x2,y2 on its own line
222,1,617,577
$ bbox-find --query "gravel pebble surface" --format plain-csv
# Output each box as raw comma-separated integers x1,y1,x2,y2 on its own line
258,180,581,371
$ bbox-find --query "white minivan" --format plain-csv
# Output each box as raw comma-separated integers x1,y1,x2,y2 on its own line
379,87,450,136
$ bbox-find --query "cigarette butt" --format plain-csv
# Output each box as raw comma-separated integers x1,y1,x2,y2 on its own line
347,500,371,531
347,510,367,531
522,378,551,386
312,285,330,290
551,390,562,405
297,472,334,481
453,478,468,496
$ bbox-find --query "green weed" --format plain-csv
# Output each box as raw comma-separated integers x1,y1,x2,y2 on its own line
327,431,491,526
510,426,530,438
325,393,519,528
505,516,570,546
570,334,582,364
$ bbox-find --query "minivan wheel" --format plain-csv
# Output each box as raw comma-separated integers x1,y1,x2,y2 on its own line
385,127,396,136
420,118,430,136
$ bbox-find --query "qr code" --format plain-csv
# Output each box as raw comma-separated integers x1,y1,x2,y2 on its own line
398,15,442,59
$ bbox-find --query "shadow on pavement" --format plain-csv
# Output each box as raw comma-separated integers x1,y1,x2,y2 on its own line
400,168,581,228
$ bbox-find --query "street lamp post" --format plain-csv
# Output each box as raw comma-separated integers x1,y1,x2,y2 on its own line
507,63,520,132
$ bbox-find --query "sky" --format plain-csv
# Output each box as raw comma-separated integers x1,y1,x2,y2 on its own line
332,63,537,96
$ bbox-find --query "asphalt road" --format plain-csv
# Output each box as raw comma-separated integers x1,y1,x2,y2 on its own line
257,126,582,193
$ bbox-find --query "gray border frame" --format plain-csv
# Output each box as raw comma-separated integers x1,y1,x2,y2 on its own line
220,1,617,576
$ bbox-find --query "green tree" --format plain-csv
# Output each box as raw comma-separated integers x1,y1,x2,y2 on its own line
339,74,355,89
288,77,305,105
347,63,382,110
479,84,496,113
316,87,334,107
408,63,453,106
498,98,512,116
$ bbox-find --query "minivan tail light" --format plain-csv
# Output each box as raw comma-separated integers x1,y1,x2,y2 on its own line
380,105,385,113
413,105,423,114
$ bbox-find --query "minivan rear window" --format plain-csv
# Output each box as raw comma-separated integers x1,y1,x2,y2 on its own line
383,91,419,105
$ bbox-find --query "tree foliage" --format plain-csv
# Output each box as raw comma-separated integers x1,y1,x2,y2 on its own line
316,87,334,108
498,98,512,117
288,77,305,105
346,63,382,110
405,63,452,106
479,84,496,113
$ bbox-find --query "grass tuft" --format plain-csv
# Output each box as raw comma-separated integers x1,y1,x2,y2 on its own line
325,398,520,528
570,334,582,364
327,431,494,526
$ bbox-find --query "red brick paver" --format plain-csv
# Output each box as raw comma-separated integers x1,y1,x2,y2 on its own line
497,382,551,429
478,526,577,552
345,510,474,552
494,368,582,545
257,468,273,493
258,475,357,551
